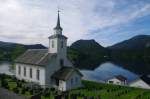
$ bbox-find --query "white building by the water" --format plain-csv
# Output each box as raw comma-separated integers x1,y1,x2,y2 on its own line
106,75,127,85
15,11,83,91
129,75,150,89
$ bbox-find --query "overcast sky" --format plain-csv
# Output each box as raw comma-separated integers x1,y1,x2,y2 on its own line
0,0,150,47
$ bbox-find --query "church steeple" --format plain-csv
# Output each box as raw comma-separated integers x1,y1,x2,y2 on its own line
54,10,63,34
49,10,67,55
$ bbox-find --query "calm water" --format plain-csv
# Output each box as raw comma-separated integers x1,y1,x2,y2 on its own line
80,62,138,83
0,62,14,75
0,61,138,82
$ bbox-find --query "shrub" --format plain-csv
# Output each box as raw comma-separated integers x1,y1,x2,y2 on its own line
21,88,26,94
1,79,8,88
17,82,22,88
5,85,10,90
29,89,34,95
50,88,55,92
13,87,19,94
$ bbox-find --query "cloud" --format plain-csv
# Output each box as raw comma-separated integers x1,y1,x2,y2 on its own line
0,0,150,46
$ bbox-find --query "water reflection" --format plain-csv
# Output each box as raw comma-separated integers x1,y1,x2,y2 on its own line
80,62,138,83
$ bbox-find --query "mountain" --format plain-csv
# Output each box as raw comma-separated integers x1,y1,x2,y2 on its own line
68,39,109,69
108,35,150,74
70,39,106,53
109,35,150,50
0,41,46,61
0,41,46,51
0,35,150,74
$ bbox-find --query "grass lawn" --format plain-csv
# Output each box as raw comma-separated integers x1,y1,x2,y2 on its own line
69,80,150,99
1,74,150,99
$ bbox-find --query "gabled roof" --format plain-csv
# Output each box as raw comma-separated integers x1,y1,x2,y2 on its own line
115,75,127,81
109,75,127,81
51,67,83,81
15,49,56,66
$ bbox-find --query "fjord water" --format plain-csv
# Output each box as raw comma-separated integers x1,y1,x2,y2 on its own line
0,61,14,75
80,62,138,82
0,61,138,82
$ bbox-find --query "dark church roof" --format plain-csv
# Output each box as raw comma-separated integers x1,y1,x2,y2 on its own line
48,34,67,39
115,75,127,81
51,67,83,81
15,49,56,66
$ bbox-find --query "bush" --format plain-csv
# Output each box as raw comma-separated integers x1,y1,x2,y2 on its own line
50,88,55,92
5,85,10,90
1,79,8,88
12,76,17,81
29,89,33,95
21,88,26,94
13,87,19,94
17,82,22,88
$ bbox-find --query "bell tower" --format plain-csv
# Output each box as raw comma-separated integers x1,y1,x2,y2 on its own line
48,10,67,58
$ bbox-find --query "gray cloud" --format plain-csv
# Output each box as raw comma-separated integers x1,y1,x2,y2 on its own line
0,0,150,46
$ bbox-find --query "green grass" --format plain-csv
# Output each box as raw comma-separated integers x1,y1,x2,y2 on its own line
69,80,150,99
1,75,150,99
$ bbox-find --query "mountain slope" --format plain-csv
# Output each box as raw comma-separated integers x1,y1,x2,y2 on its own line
109,35,150,50
0,41,46,51
108,35,150,74
0,41,46,61
68,39,109,69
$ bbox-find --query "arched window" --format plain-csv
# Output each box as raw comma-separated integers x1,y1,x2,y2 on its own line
36,69,40,80
18,66,21,75
24,67,26,77
30,68,32,78
52,40,54,48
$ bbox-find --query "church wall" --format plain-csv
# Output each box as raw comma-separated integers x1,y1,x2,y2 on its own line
57,38,73,67
49,38,58,53
107,78,122,85
65,72,82,90
57,38,67,57
45,57,61,87
15,63,45,86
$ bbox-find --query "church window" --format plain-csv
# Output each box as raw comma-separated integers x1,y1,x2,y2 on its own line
61,41,63,48
60,59,64,66
36,69,40,80
18,66,21,75
52,40,54,48
24,67,26,77
30,68,32,78
56,79,59,86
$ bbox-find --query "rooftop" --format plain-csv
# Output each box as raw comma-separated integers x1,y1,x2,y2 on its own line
15,49,56,66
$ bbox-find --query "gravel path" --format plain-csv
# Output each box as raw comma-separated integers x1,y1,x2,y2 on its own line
0,88,29,99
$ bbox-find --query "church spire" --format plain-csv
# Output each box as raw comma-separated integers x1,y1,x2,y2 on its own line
54,10,63,31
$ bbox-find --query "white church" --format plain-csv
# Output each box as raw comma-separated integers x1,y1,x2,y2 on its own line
15,11,83,91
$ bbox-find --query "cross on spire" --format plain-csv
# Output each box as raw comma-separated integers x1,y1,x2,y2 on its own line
54,8,62,30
